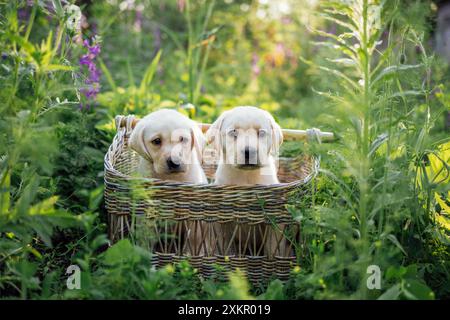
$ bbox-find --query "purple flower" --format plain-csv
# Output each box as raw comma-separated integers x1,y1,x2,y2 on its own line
89,44,101,56
18,8,29,21
81,85,100,98
79,54,90,65
79,37,101,109
89,68,101,83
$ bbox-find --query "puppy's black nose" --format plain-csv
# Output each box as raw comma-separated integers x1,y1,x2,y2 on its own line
167,158,180,170
244,148,250,161
244,147,256,165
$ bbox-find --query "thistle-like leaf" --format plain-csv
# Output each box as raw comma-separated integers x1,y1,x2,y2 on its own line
372,64,422,86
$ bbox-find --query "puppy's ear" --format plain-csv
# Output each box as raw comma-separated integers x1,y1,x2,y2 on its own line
206,110,229,151
190,122,206,161
265,111,283,155
129,121,150,160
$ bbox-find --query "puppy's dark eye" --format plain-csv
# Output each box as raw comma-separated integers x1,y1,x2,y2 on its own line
228,129,238,138
258,129,267,138
179,136,188,143
151,138,161,145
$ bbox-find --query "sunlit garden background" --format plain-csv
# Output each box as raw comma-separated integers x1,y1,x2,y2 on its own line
0,0,449,299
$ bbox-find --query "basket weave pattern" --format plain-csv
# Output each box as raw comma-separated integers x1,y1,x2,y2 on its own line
105,115,319,283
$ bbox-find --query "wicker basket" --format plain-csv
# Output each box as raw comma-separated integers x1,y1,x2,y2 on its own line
105,115,322,284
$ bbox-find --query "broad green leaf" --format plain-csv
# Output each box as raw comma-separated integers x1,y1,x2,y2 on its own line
386,266,407,281
403,279,435,300
29,196,59,215
89,186,104,211
103,239,141,266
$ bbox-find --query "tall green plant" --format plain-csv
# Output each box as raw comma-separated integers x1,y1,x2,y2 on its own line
0,1,90,298
297,0,447,299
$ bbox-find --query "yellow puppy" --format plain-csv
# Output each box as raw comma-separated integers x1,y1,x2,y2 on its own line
206,106,283,185
206,106,288,259
129,109,207,256
129,109,207,183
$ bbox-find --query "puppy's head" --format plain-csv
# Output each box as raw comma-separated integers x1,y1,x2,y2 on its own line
206,106,283,169
129,109,205,177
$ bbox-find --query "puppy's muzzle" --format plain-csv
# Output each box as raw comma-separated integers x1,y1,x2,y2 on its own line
237,147,260,169
166,157,184,173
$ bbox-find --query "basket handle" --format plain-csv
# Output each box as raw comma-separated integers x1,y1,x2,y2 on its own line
115,115,136,136
116,116,335,142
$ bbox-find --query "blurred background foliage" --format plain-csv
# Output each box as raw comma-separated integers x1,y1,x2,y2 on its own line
0,0,449,299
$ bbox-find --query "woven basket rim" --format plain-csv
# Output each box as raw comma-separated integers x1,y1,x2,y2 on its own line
104,114,320,191
105,151,319,191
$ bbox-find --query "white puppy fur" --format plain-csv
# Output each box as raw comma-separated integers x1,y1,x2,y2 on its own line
206,106,283,185
129,109,207,256
129,109,207,183
206,106,288,258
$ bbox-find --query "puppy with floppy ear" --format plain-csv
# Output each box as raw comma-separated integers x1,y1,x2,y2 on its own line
129,109,208,256
206,106,283,185
129,109,207,183
206,106,288,258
